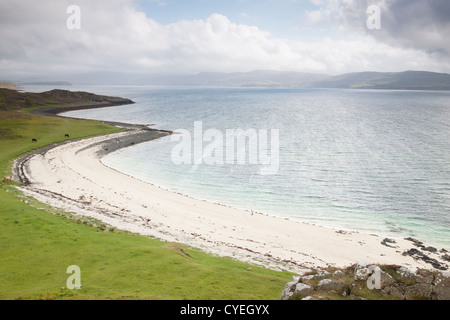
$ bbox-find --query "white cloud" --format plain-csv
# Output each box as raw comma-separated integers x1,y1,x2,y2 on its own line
309,0,450,57
0,0,449,81
304,0,342,26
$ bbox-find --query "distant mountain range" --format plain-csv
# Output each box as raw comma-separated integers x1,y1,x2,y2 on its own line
308,71,450,90
164,70,450,90
11,70,450,90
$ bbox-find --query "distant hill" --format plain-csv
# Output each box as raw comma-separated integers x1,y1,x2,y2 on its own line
0,88,134,112
9,70,450,90
310,71,450,90
123,70,450,90
188,70,330,88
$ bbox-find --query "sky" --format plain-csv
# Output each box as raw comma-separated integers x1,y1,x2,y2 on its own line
1,0,450,82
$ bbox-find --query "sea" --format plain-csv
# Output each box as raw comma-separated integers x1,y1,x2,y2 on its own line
24,85,450,249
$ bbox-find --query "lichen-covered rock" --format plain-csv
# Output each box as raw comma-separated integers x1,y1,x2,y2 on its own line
379,270,396,289
281,263,450,300
292,283,315,299
396,267,416,281
317,279,333,289
333,270,345,278
434,272,450,287
317,279,348,295
280,277,316,300
415,269,434,285
381,284,405,299
404,283,433,300
433,272,450,300
315,269,331,278
354,267,371,281
280,280,298,300
302,274,316,281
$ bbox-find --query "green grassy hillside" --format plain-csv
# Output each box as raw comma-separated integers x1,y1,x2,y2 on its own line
0,90,292,300
0,88,133,112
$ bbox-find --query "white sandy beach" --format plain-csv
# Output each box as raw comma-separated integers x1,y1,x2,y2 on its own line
16,129,448,274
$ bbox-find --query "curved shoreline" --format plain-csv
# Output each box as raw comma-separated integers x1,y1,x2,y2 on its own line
13,125,450,273
9,95,449,274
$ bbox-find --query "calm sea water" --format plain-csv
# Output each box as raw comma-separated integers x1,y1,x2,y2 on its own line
27,85,450,248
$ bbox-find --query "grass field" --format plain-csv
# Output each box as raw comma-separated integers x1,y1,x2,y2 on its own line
0,108,292,300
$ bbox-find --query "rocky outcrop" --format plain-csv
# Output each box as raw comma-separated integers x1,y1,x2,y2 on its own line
281,262,450,300
281,283,315,300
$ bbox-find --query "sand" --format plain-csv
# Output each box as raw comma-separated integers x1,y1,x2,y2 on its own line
14,128,449,274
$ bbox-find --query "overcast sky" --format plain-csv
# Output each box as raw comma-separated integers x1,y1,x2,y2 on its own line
1,0,450,81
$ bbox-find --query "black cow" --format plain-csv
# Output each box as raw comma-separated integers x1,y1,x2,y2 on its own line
65,134,70,138
32,138,37,142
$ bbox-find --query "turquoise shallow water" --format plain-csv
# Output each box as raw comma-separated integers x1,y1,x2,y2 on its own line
27,85,450,249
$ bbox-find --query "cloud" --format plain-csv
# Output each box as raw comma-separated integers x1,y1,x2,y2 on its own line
0,0,449,81
379,0,450,56
304,0,342,26
312,0,450,57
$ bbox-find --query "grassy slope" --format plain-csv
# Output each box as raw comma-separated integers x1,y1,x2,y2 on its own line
0,100,292,300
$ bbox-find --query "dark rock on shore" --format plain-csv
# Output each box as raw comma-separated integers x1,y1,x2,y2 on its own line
402,249,448,271
381,238,397,248
94,128,172,158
